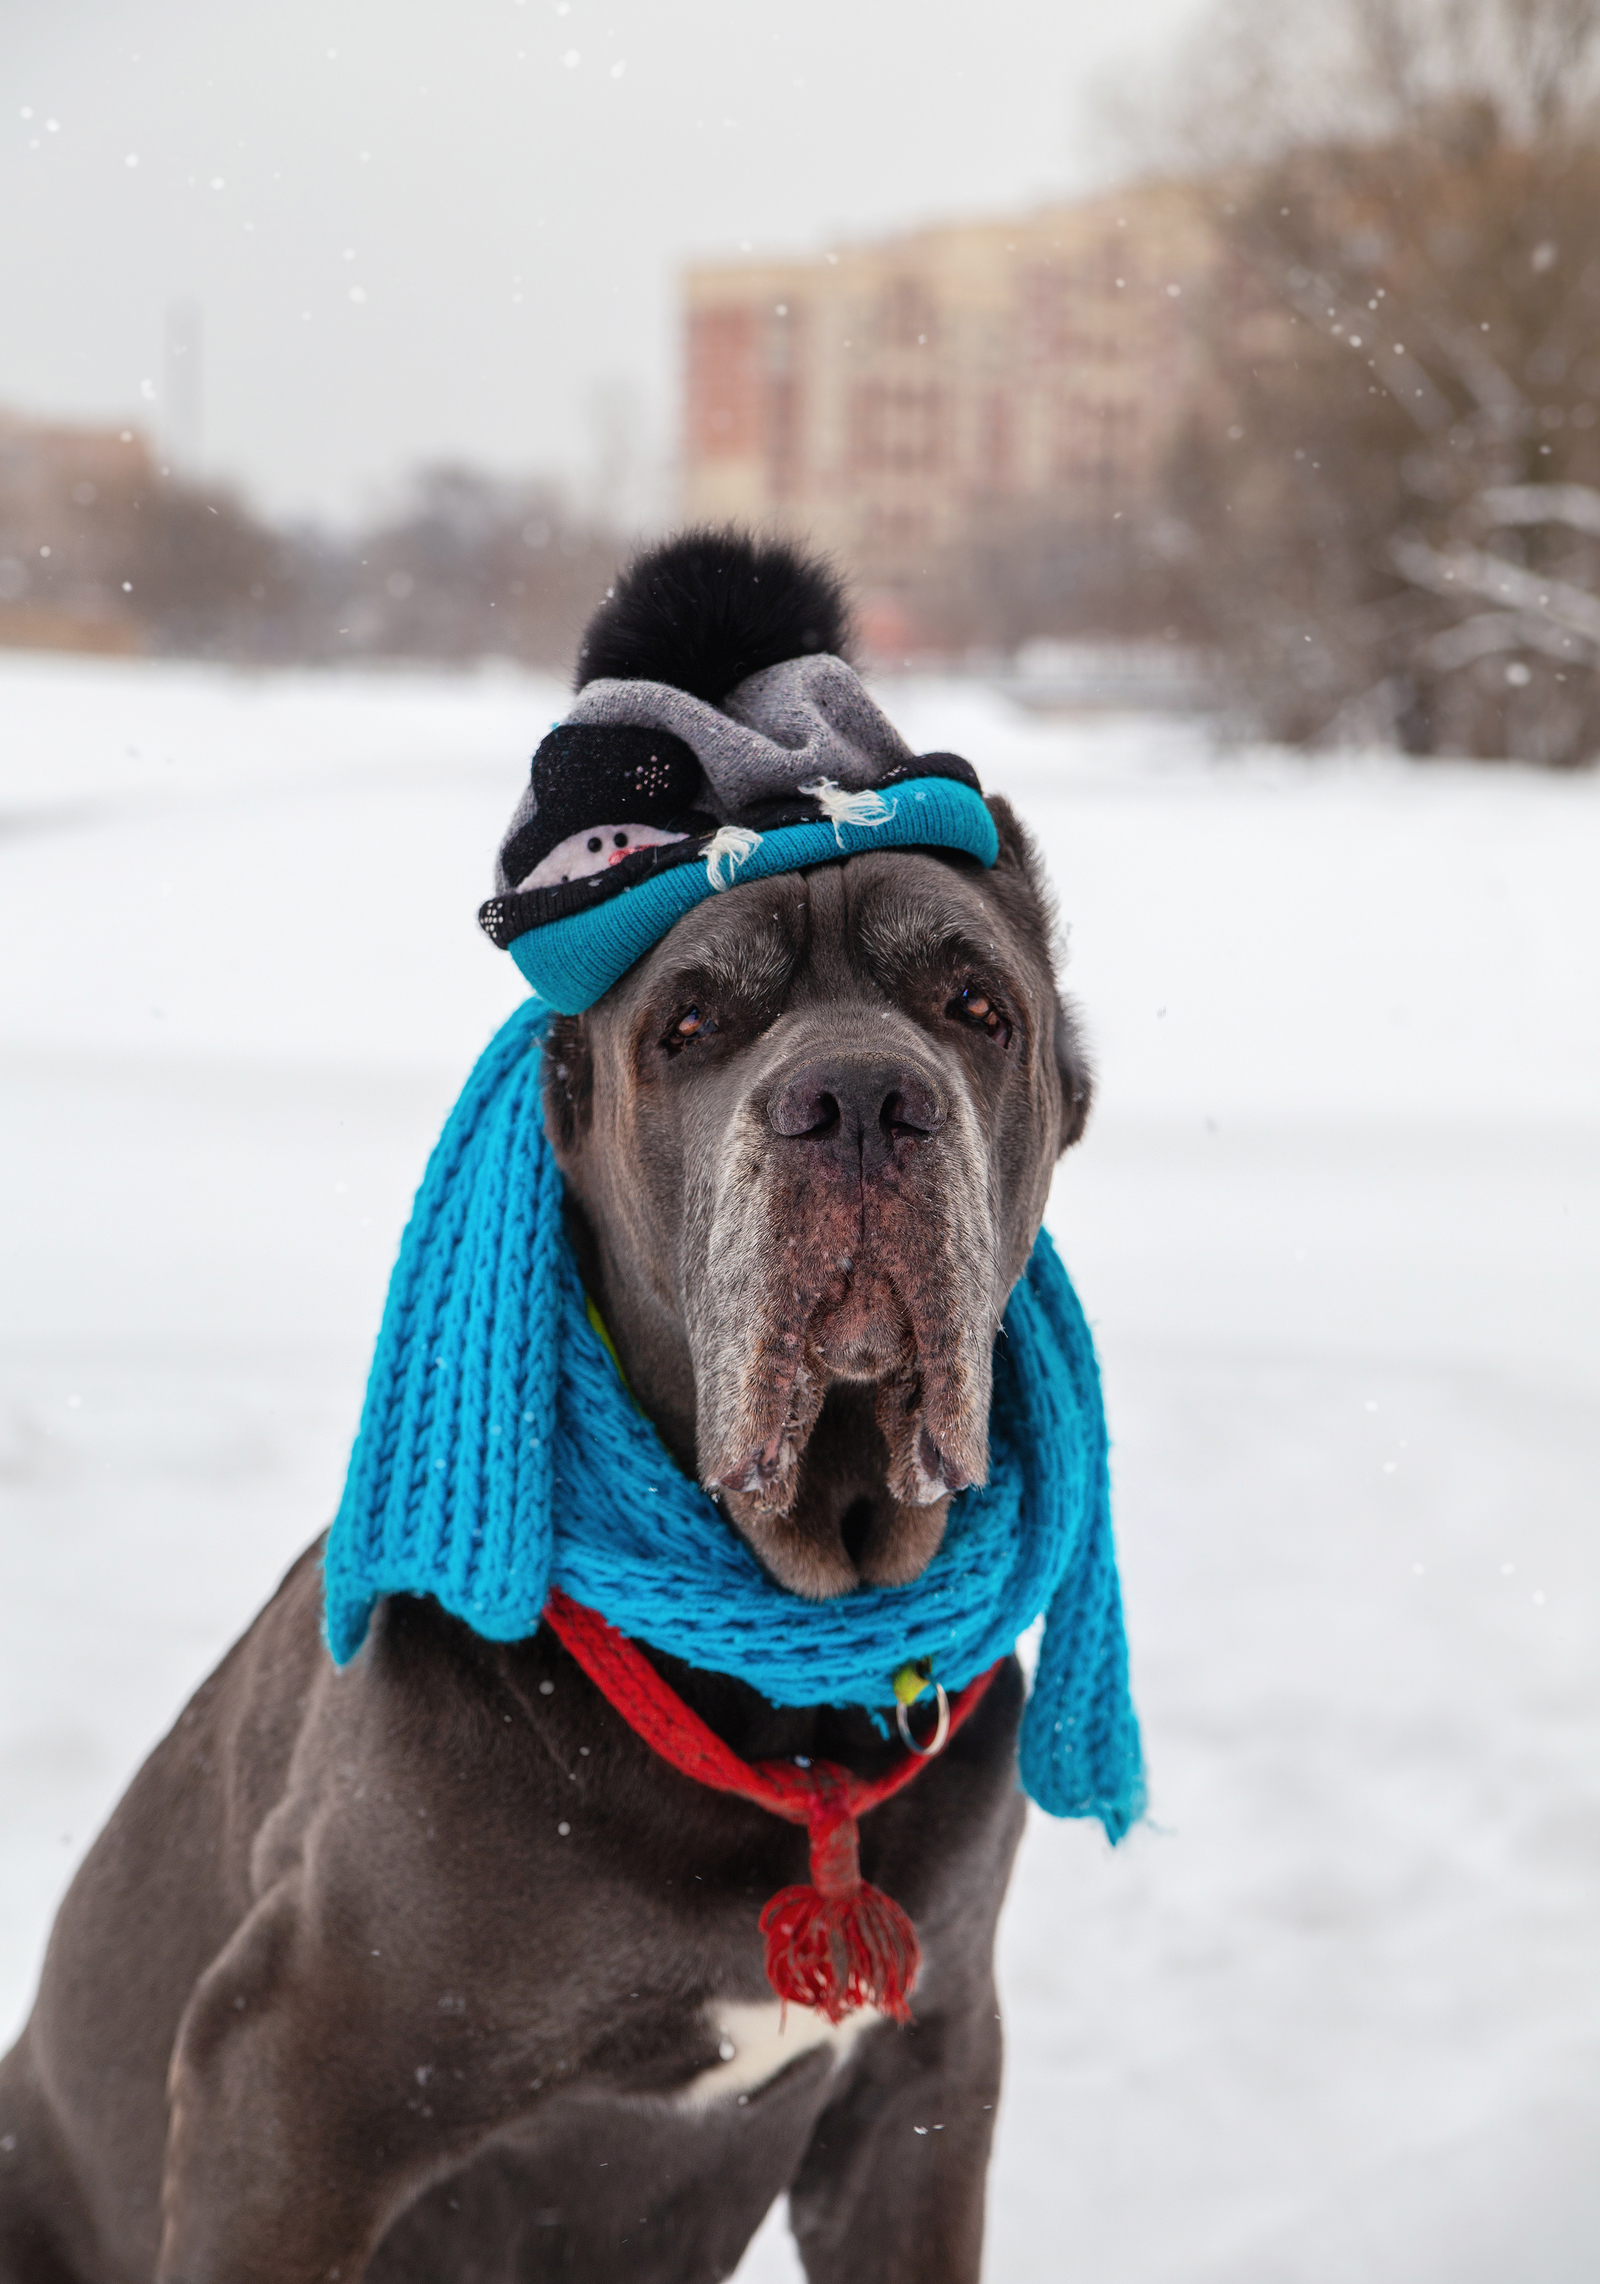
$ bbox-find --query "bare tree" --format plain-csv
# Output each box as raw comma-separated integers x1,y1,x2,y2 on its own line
342,465,625,670
1157,0,1600,762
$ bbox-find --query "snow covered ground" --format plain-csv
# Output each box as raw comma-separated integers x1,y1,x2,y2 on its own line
2,652,1597,2282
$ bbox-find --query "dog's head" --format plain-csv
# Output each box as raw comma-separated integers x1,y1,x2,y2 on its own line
524,536,1090,1598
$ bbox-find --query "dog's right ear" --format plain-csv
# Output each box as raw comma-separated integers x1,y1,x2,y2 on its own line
541,1014,593,1158
983,795,1094,1153
1055,999,1094,1153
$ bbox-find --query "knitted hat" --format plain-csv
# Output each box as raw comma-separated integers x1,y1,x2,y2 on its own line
478,532,999,1014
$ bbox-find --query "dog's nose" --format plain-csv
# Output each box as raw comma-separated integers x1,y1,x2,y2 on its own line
768,1055,946,1172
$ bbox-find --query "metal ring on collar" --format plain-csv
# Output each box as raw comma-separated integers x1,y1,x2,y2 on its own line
895,1680,951,1758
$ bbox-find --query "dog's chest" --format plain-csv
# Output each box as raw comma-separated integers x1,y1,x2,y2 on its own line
676,2000,872,2109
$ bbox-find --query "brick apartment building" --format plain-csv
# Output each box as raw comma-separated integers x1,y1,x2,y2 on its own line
682,180,1214,649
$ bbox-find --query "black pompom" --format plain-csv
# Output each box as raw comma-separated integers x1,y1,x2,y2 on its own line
576,529,853,702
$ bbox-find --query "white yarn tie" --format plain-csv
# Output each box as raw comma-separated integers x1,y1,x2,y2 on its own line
703,824,763,889
800,777,898,847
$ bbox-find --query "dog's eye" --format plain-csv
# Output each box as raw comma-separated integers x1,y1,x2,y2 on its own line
664,1003,718,1051
948,985,1013,1050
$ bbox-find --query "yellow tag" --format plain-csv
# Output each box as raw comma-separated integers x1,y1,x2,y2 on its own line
585,1294,623,1374
893,1659,933,1707
585,1295,637,1407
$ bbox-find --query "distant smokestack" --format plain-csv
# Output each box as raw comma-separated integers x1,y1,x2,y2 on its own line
164,298,203,471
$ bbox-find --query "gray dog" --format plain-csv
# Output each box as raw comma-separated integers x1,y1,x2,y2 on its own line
0,535,1093,2283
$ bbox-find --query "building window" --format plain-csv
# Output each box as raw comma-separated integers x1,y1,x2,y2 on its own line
686,307,761,458
876,275,937,350
849,382,943,474
766,309,802,501
977,391,1014,490
1022,265,1074,365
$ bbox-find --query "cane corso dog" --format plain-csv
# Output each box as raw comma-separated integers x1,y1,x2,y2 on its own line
0,540,1091,2284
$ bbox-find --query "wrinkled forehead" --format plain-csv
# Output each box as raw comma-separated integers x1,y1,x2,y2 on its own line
607,850,1036,1019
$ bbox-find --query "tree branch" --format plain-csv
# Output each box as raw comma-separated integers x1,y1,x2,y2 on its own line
1418,318,1529,432
1425,607,1596,669
1265,259,1455,434
1390,534,1600,646
1476,481,1600,537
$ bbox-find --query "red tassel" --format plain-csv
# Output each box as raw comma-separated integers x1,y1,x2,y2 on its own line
757,1778,920,2024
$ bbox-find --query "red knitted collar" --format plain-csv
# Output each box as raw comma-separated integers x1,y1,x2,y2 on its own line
544,1587,1000,2023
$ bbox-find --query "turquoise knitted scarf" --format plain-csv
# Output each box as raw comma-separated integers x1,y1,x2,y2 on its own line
323,1001,1145,1842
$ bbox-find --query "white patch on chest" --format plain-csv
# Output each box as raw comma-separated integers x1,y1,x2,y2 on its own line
677,1999,873,2110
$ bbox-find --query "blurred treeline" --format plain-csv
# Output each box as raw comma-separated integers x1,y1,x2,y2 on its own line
0,435,620,674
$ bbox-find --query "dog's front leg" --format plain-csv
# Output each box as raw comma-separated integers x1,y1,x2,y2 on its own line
785,1988,1003,2284
156,1881,480,2284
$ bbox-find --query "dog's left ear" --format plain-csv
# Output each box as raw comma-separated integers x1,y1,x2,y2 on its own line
984,795,1093,1155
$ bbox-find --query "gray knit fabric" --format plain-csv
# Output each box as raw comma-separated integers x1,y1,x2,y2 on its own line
574,652,915,799
492,654,915,895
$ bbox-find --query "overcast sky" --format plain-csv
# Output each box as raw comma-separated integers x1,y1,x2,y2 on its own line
5,0,1207,524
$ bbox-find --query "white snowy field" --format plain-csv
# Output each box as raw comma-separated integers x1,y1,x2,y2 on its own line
1,650,1597,2283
